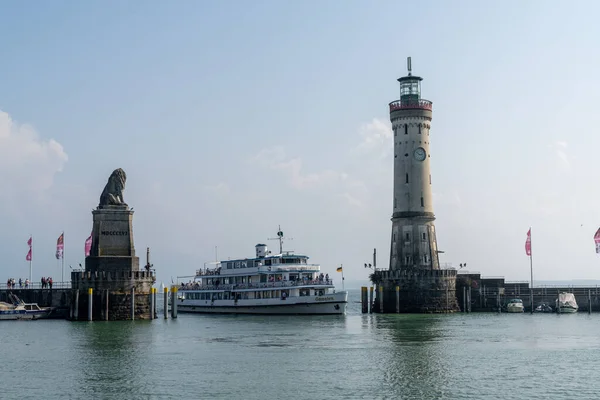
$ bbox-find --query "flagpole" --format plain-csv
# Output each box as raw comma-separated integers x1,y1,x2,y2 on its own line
529,227,534,314
62,231,65,285
341,264,345,291
29,235,32,283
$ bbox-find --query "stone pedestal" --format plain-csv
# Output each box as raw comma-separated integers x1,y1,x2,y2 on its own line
71,205,154,321
374,269,460,313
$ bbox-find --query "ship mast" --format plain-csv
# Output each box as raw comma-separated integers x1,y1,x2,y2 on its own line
268,225,293,254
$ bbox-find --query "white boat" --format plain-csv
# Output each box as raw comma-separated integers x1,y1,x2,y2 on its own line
556,292,578,313
0,294,53,320
177,228,348,315
506,298,525,313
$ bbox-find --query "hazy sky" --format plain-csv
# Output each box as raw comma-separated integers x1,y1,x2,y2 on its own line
1,1,599,287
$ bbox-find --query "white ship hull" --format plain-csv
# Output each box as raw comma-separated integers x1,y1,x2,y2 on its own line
506,303,524,313
178,292,348,315
558,306,578,314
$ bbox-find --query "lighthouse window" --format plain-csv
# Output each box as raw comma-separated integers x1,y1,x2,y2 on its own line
394,197,397,208
422,233,426,241
429,174,431,184
421,197,424,207
418,125,422,134
405,233,410,241
404,125,408,135
405,174,409,183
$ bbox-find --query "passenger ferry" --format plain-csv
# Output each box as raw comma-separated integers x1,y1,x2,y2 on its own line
177,229,348,315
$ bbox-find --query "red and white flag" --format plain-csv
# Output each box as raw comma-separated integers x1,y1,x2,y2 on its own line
56,232,64,260
84,234,92,257
594,228,600,254
26,236,32,261
525,228,532,256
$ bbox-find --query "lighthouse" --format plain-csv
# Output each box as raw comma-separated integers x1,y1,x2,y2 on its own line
389,57,439,271
370,57,459,313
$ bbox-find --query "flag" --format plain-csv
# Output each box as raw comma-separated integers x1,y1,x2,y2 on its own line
336,266,343,272
56,232,64,260
26,248,32,261
595,228,600,254
27,236,32,247
84,234,92,257
525,228,532,256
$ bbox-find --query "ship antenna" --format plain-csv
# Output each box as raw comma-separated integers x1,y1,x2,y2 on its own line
268,225,293,254
407,56,412,76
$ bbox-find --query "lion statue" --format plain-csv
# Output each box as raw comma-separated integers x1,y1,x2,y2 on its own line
99,168,128,207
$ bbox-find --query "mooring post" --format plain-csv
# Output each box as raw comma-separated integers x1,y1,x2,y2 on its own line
379,286,383,313
131,287,135,321
463,287,466,313
361,287,368,314
105,289,109,321
149,288,155,320
468,286,472,313
589,290,592,314
153,287,157,319
395,286,400,313
74,289,80,320
445,285,449,312
171,286,178,318
369,287,373,313
557,289,560,314
87,288,93,321
163,287,168,319
497,292,500,313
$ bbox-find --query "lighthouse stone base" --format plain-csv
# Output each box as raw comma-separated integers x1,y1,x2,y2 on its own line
374,269,460,313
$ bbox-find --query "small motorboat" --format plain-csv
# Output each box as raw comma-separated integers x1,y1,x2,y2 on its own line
534,303,553,313
556,292,578,313
506,298,525,313
0,294,53,320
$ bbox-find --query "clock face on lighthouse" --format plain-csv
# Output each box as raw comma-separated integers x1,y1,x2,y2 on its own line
413,147,426,161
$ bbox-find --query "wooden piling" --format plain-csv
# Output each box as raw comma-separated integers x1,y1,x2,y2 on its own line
361,287,368,314
379,286,383,313
150,288,155,320
74,290,80,320
463,287,466,313
153,287,157,319
395,286,400,313
589,290,592,314
369,287,373,314
105,289,109,321
163,287,168,319
171,286,178,318
87,288,93,321
131,287,135,321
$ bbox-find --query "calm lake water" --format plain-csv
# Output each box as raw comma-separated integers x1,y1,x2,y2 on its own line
5,289,600,399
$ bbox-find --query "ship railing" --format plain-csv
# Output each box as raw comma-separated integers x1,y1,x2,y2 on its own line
178,279,334,291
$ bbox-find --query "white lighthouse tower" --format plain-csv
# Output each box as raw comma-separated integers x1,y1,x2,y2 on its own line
389,57,439,271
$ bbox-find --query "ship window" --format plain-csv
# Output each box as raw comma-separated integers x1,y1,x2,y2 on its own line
265,259,272,266
226,263,232,269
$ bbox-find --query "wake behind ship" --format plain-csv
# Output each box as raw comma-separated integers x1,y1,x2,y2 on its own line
177,230,347,315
